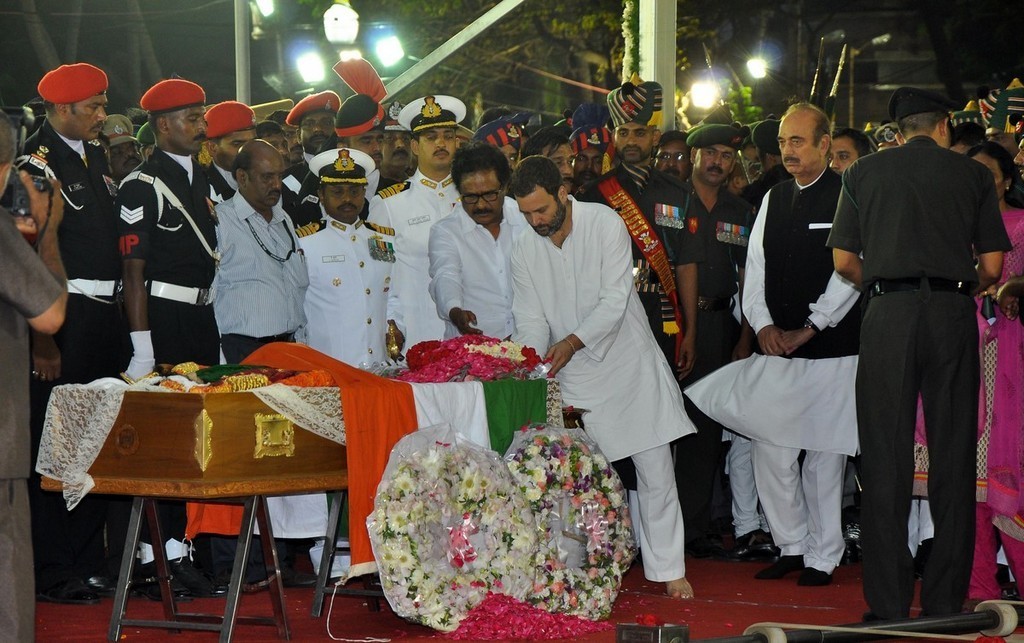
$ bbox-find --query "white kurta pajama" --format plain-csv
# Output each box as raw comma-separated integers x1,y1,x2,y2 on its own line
511,197,694,581
685,175,860,574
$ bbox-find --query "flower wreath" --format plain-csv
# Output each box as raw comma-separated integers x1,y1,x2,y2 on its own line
368,426,537,632
504,426,637,620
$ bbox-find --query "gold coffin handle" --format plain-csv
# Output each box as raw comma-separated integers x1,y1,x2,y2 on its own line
254,413,295,458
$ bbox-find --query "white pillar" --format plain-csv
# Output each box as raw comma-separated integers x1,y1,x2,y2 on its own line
639,0,677,128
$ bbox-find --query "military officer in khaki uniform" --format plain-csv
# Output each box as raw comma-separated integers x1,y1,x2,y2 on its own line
300,148,398,366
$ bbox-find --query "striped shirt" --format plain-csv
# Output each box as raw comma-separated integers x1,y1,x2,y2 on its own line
213,192,309,338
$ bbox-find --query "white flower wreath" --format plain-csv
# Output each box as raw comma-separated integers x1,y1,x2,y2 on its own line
504,426,637,620
368,425,537,632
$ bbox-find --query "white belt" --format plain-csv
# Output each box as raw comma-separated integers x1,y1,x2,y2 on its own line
149,280,214,305
68,278,117,297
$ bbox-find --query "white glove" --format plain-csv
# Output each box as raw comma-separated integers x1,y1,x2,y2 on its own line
125,330,155,381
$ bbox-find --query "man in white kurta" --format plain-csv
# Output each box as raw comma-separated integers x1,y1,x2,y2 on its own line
368,95,466,348
685,104,861,586
429,142,527,339
509,156,696,598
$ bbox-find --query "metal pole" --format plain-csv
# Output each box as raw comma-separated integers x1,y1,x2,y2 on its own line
638,0,677,127
234,0,251,103
382,0,526,101
848,49,856,127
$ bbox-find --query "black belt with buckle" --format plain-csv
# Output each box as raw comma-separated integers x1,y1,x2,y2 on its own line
224,332,295,344
697,296,733,312
868,277,973,300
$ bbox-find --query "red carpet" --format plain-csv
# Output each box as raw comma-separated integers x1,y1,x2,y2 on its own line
36,557,879,642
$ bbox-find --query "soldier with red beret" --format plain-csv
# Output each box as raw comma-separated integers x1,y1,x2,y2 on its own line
202,100,256,203
114,79,226,599
23,62,128,606
281,91,340,213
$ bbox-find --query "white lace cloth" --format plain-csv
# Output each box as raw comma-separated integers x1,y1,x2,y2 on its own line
36,378,344,509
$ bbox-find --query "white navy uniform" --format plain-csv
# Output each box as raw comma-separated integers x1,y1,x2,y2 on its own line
368,169,459,347
300,218,396,366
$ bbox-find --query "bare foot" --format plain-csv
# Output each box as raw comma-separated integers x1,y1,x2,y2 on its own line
666,577,693,599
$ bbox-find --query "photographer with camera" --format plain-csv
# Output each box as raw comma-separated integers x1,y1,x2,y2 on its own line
0,110,67,641
22,62,128,605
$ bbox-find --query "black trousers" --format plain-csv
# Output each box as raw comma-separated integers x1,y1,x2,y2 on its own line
675,308,738,542
29,294,129,590
857,288,978,619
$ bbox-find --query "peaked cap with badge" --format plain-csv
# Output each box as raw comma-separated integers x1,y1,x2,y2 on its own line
887,86,959,122
398,95,466,133
309,147,375,185
102,114,138,147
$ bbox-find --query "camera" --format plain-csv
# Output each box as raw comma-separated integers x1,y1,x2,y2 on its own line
1,106,52,217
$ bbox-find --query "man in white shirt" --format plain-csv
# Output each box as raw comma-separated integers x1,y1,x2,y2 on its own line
428,142,525,339
213,139,308,363
509,156,696,599
368,95,466,348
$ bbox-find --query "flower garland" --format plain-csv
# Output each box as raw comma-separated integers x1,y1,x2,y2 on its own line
504,426,637,620
153,363,334,393
368,428,537,632
397,335,543,383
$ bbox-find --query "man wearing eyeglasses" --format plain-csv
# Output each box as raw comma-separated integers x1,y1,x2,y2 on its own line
213,140,307,363
655,130,693,183
428,142,526,339
368,95,466,348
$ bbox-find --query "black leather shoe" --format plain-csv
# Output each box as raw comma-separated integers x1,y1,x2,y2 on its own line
37,578,101,605
281,565,318,588
170,558,228,598
83,574,117,597
730,529,780,560
754,554,805,579
132,562,192,601
797,568,832,586
685,535,727,559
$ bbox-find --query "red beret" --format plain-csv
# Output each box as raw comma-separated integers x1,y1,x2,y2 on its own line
37,63,108,104
205,101,256,139
140,79,206,115
286,91,341,126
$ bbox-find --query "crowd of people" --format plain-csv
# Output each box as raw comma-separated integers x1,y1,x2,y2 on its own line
4,56,1024,640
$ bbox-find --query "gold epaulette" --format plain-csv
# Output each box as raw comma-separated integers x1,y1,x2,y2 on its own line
376,181,410,199
295,221,322,238
366,221,395,236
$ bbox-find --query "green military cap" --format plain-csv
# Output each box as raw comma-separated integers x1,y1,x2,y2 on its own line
686,123,745,150
136,122,155,146
752,119,781,156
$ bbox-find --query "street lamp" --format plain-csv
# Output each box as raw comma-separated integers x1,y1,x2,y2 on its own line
297,51,326,84
324,0,359,46
375,34,405,68
747,57,768,80
848,33,891,127
690,81,720,110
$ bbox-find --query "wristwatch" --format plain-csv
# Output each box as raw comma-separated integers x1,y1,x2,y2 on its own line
803,317,821,333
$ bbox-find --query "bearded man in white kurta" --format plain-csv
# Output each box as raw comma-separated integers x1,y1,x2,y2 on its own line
508,156,696,599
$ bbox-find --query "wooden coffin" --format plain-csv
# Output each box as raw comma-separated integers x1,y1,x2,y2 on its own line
86,390,347,497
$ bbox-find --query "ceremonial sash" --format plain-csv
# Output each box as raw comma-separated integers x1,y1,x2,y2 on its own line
597,177,685,357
